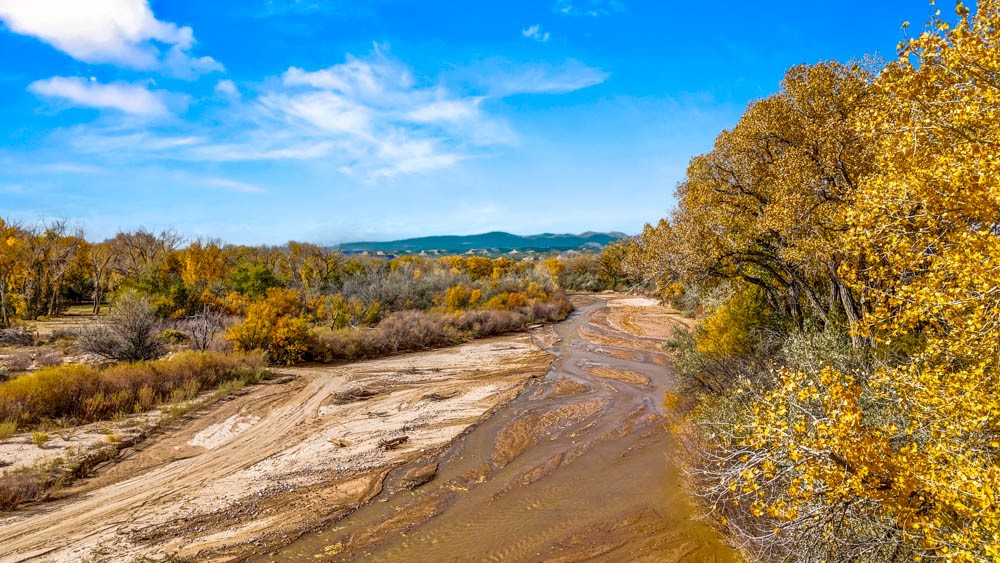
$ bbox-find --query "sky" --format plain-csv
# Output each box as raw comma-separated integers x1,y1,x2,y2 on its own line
0,0,944,244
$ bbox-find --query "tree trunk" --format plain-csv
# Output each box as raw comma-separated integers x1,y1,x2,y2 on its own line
0,279,8,327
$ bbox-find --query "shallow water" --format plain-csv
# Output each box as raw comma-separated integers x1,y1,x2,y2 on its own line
265,296,737,562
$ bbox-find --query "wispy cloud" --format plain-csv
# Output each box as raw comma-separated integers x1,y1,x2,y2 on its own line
522,24,551,43
407,99,483,124
257,0,337,16
216,47,512,177
28,77,172,117
35,162,107,175
186,139,337,162
23,46,605,181
479,60,610,96
0,0,222,78
65,130,205,154
553,0,625,17
188,175,266,194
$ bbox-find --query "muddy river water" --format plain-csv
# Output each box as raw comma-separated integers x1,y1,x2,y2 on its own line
267,295,737,561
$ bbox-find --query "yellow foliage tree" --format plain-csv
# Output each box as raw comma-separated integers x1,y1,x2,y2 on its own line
669,61,873,329
227,288,313,365
726,3,1000,559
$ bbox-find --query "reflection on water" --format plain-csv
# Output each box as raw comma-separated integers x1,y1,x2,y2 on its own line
264,296,738,562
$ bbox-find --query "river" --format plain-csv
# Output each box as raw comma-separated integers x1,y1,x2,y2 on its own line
266,295,737,562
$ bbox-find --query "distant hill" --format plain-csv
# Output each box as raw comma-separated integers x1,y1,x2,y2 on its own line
336,231,630,253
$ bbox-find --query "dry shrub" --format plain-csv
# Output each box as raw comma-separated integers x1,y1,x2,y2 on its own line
177,308,230,352
34,351,62,368
0,328,34,347
42,328,77,342
0,351,268,424
2,353,32,373
375,310,463,352
312,298,572,362
453,309,523,337
77,291,164,362
0,468,45,511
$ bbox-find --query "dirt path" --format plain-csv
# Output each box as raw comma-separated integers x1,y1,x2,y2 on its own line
267,295,737,562
0,337,551,562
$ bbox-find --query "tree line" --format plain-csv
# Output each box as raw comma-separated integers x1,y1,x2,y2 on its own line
623,2,1000,560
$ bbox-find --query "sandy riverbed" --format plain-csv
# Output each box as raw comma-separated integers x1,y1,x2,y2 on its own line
0,335,552,562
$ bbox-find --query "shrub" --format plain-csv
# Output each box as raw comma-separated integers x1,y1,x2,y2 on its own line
0,327,34,347
157,328,189,345
0,468,45,511
0,351,268,424
0,421,15,440
34,351,62,368
268,316,314,365
311,302,573,363
227,288,315,365
178,307,230,351
695,288,773,359
442,285,473,310
31,432,49,449
2,353,31,373
77,291,165,362
558,271,605,292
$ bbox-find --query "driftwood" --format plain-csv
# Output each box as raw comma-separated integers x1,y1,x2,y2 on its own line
329,387,380,405
378,436,409,451
421,391,458,401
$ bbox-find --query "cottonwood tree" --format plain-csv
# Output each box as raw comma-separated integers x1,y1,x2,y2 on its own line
280,241,341,294
722,3,1000,560
0,218,29,327
108,228,183,282
22,221,84,319
669,61,873,332
180,239,230,289
86,240,116,314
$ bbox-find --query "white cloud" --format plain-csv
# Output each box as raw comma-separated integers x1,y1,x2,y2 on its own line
407,99,482,124
281,49,417,105
0,0,222,77
164,46,225,80
214,79,240,98
239,48,507,177
371,136,464,178
521,24,551,43
29,47,603,182
554,0,625,17
29,77,170,117
260,91,372,137
481,60,609,96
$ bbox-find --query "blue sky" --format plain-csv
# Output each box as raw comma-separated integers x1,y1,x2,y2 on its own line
0,0,941,244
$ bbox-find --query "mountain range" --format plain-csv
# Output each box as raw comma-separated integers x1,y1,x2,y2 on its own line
336,231,629,253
